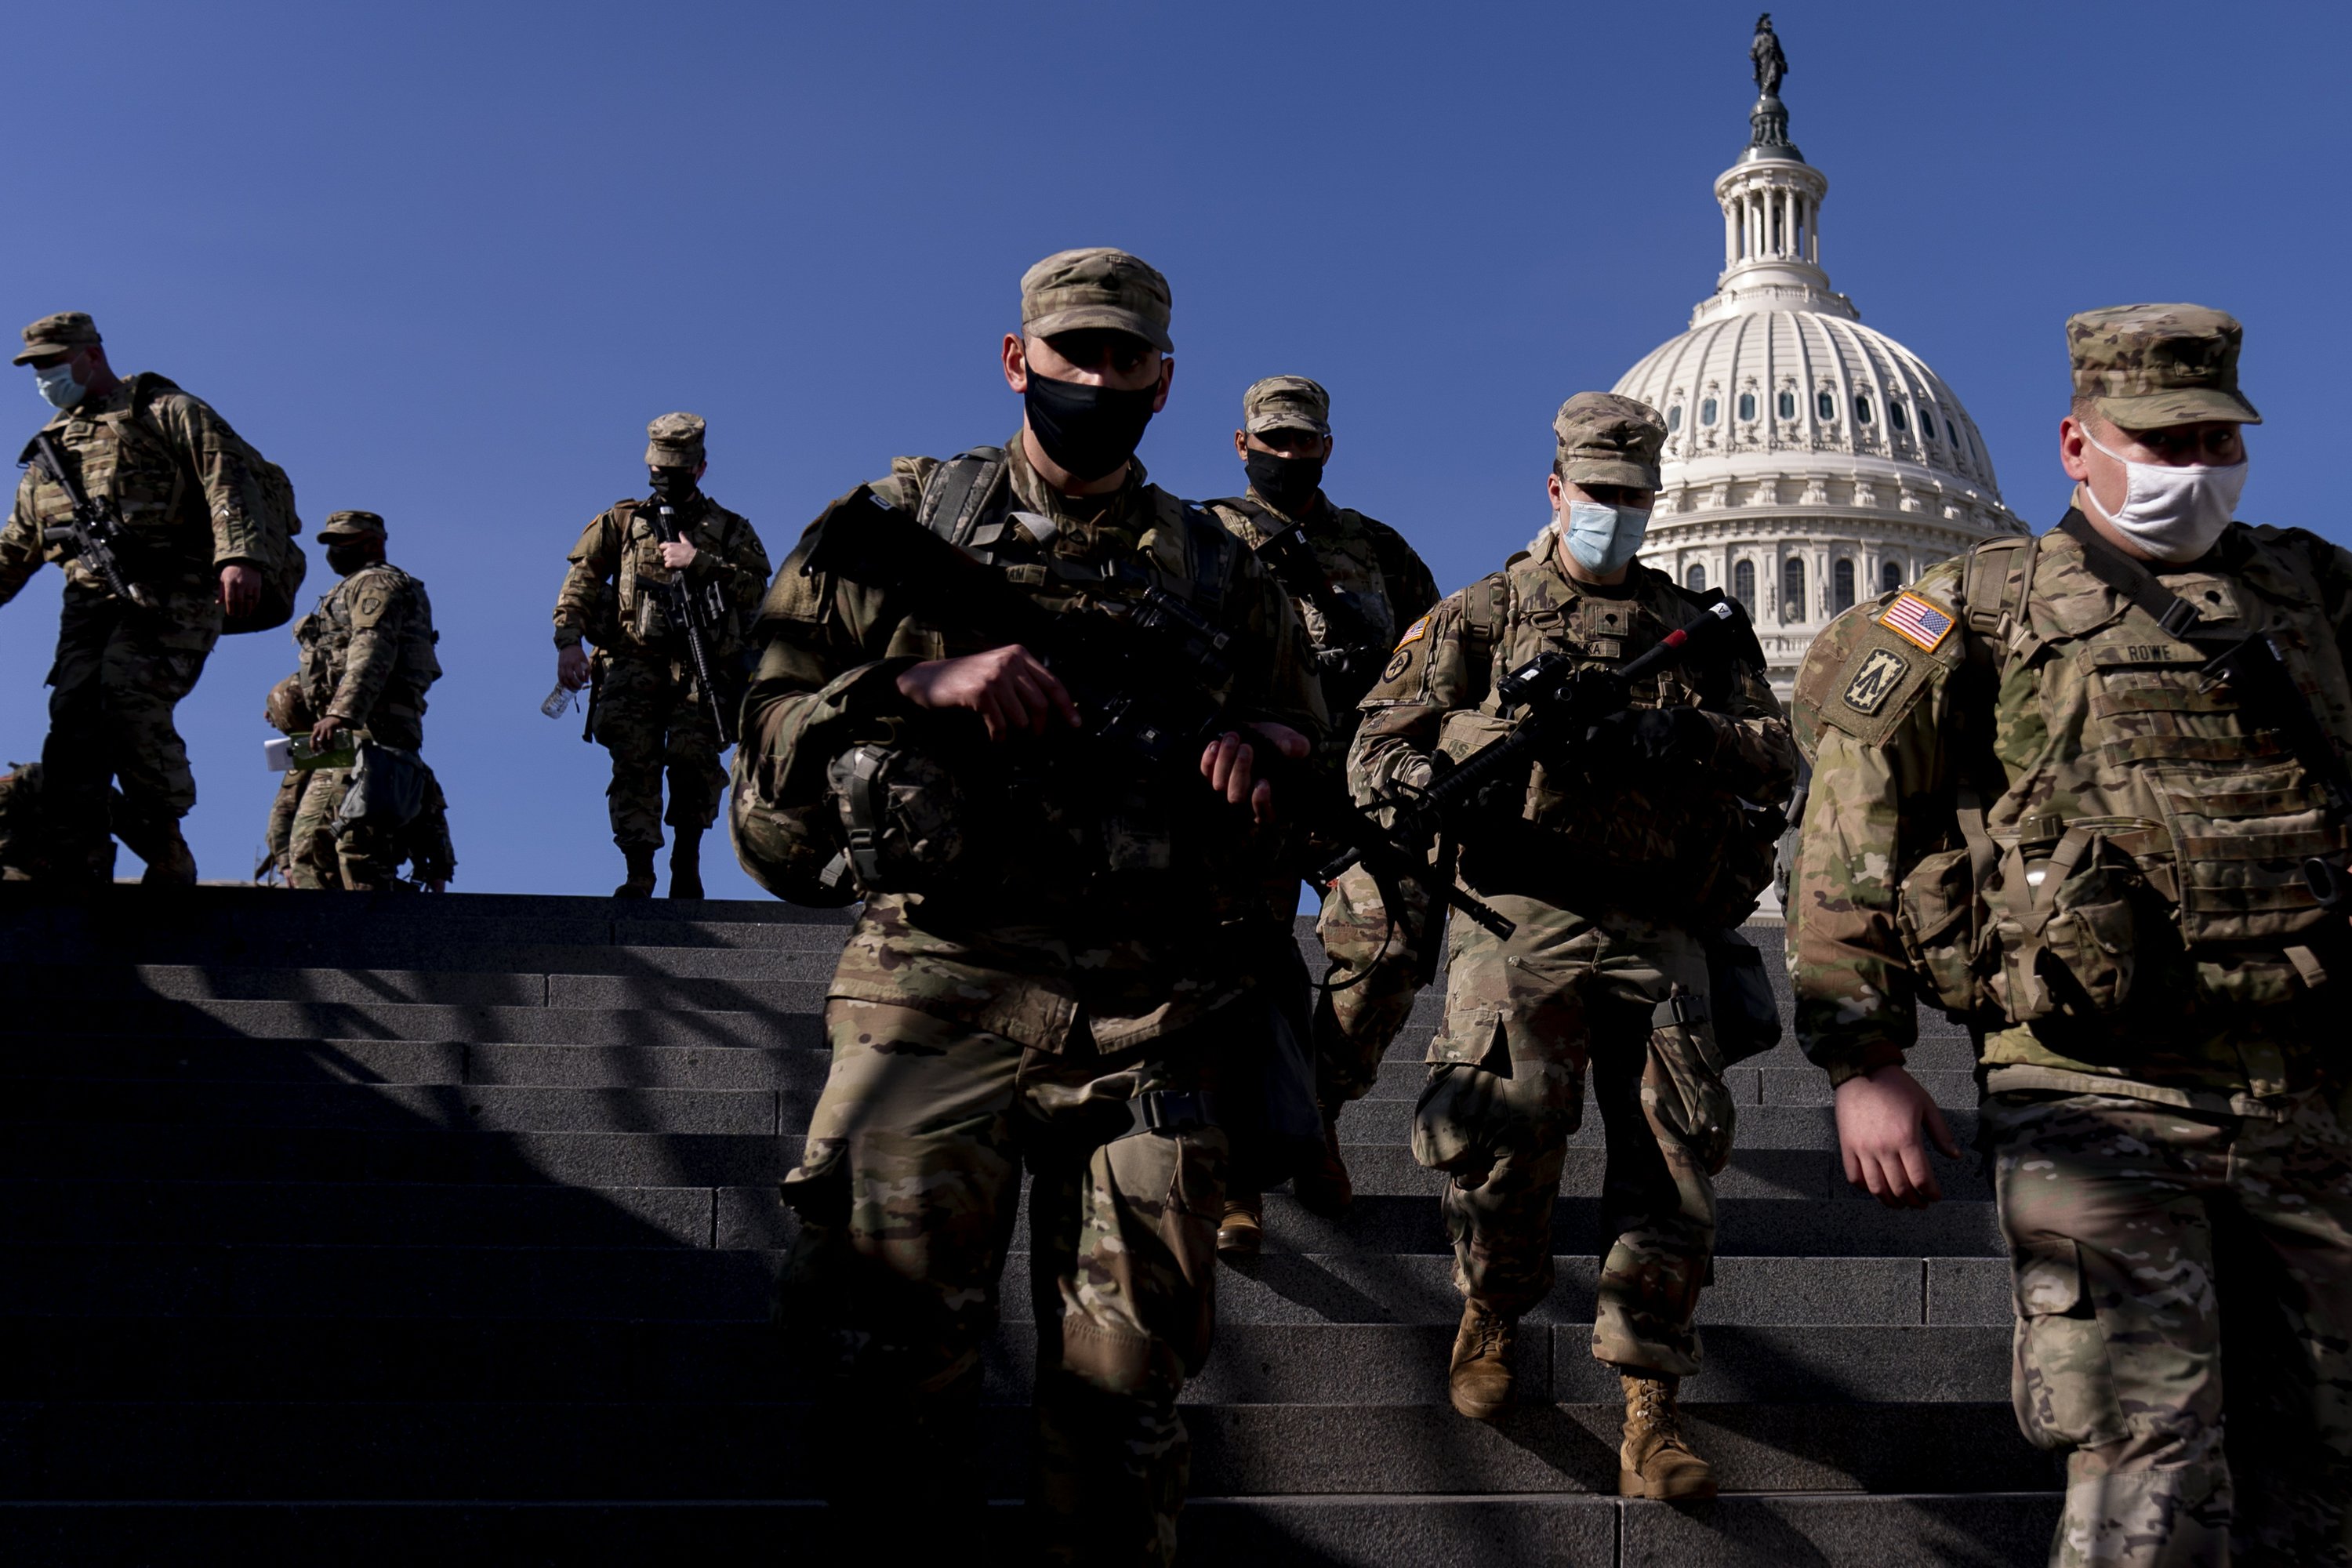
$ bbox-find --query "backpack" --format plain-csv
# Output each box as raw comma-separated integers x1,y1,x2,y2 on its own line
128,372,307,633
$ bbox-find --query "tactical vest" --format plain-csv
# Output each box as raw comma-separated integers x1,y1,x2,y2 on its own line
1210,495,1399,712
1903,521,2351,1020
295,564,442,723
612,497,741,649
1455,555,1776,922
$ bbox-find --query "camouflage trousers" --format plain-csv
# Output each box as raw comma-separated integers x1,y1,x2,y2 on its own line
1411,895,1733,1375
1312,862,1436,1106
43,585,216,863
1988,1087,2352,1568
780,998,1229,1567
591,650,726,851
276,751,455,891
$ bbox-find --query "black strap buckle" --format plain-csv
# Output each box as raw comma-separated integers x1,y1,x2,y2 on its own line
1127,1089,1218,1134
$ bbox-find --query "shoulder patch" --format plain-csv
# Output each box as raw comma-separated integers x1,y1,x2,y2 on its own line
1395,615,1430,650
1808,625,1940,747
1878,592,1956,652
1840,646,1910,715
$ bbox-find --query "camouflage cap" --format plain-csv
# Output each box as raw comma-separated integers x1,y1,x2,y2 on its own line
644,412,707,469
13,311,101,366
318,510,387,541
1019,248,1173,354
2067,303,2260,427
1243,375,1330,436
1553,391,1667,489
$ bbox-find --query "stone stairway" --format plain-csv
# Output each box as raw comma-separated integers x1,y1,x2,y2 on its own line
0,887,2059,1566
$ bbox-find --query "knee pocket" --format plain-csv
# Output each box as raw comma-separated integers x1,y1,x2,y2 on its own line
1412,1039,1580,1188
1643,1023,1737,1177
2011,1237,2129,1451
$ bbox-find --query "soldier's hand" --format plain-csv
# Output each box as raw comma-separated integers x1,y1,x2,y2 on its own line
659,540,698,572
1201,722,1310,825
1833,1064,1960,1209
310,714,347,752
219,563,262,618
895,646,1078,742
557,646,592,691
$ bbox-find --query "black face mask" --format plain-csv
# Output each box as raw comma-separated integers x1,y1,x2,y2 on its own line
648,467,699,503
1022,370,1160,483
325,543,373,576
1245,448,1325,516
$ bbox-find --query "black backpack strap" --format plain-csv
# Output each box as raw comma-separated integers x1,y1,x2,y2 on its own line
1182,504,1235,623
2054,509,2213,641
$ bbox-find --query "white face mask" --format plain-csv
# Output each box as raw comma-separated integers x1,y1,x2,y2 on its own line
34,362,84,409
2081,426,2246,564
1559,499,1652,575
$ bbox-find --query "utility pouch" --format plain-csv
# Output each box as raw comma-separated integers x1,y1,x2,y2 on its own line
1988,823,2173,1023
1701,927,1783,1065
1897,845,1994,1016
336,742,427,831
823,742,978,895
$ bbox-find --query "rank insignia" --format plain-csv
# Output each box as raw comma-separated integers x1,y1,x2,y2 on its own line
1842,646,1910,715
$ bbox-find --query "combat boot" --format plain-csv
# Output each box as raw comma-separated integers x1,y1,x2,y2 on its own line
669,833,703,900
1215,1193,1261,1256
1618,1370,1715,1500
614,844,658,898
1448,1300,1515,1421
117,813,197,886
1290,1105,1353,1217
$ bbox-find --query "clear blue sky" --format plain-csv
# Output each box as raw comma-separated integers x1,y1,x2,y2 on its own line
1,1,2343,898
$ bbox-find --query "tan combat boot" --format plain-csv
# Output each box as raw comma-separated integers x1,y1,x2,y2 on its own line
614,845,658,898
1618,1370,1715,1500
1215,1193,1262,1256
1290,1106,1354,1218
1448,1300,1515,1421
669,833,703,900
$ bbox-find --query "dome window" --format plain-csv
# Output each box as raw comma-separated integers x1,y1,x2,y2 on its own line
1776,390,1795,419
1888,402,1908,433
1685,563,1706,592
1700,397,1719,426
1854,395,1874,425
1781,557,1806,622
1834,558,1856,612
1881,561,1903,593
1816,389,1835,420
1737,392,1756,421
1733,559,1756,612
1668,405,1682,432
1946,418,1959,445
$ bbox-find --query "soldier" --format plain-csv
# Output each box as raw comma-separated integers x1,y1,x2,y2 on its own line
1788,305,2352,1567
1348,393,1795,1499
1203,376,1440,1252
0,312,270,883
275,510,453,891
732,248,1326,1564
551,413,770,898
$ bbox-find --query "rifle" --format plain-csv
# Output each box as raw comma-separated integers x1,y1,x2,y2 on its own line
1315,601,1748,895
648,496,735,749
1248,519,1386,702
24,433,155,610
2198,633,2352,911
799,488,1520,937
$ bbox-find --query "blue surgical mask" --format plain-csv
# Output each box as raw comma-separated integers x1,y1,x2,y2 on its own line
1559,500,1652,574
34,362,84,409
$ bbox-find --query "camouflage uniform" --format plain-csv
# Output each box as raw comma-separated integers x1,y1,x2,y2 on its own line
1204,375,1442,1114
737,249,1326,1566
0,313,269,877
551,414,770,855
1787,304,2352,1566
1349,393,1795,1374
276,511,453,891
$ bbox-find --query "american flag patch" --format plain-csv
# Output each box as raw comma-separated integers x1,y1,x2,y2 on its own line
1878,593,1955,652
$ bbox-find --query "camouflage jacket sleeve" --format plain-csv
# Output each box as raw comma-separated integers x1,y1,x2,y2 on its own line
0,470,45,608
1704,652,1801,805
551,509,622,649
1346,587,1483,805
145,389,267,568
739,463,940,811
1786,571,1970,1084
1364,517,1441,627
327,568,416,725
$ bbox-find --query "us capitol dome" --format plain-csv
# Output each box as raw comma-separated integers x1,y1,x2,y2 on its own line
1613,16,2023,701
